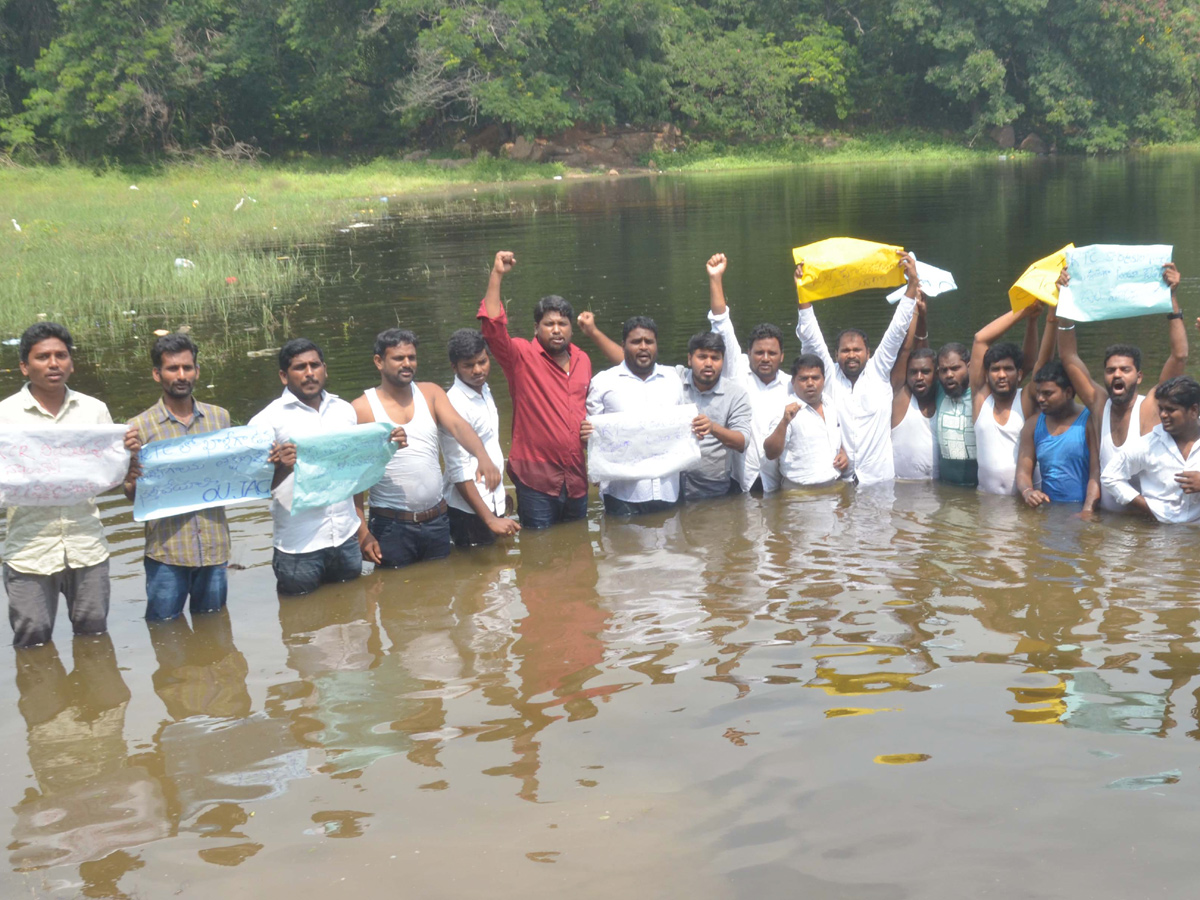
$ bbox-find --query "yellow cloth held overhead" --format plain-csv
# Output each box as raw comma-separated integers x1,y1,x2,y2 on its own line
792,238,906,304
1009,244,1074,312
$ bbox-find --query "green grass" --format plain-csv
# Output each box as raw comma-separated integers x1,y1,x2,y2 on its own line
649,129,1019,172
0,156,562,341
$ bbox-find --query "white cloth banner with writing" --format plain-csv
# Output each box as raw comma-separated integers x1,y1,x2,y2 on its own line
1058,244,1173,322
887,254,957,304
134,425,275,522
587,403,701,482
0,426,129,506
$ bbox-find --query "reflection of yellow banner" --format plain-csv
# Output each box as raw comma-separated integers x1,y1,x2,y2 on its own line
1009,243,1074,311
792,238,906,304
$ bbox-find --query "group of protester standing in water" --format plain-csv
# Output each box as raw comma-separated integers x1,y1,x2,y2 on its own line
2,249,1198,649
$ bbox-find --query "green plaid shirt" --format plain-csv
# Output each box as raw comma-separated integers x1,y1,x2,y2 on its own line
129,398,232,567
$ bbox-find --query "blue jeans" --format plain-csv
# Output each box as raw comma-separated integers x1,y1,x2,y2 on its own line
602,495,678,517
369,511,451,567
513,476,588,530
144,558,228,621
272,534,362,596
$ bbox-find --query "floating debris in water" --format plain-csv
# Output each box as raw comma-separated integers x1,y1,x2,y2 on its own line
1105,770,1181,791
153,329,170,337
246,348,279,358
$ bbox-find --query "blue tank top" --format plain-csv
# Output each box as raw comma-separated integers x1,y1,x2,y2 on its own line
1034,407,1091,503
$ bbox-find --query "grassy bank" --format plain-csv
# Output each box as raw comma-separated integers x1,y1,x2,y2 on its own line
648,130,1019,171
0,157,561,342
0,133,1014,344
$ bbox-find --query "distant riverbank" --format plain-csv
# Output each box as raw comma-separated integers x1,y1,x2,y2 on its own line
3,133,1192,345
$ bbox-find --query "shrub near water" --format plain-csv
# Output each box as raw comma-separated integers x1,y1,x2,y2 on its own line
0,158,559,341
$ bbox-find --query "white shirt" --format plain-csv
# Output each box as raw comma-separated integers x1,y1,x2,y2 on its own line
249,388,362,553
795,295,917,486
1101,425,1200,524
1099,395,1145,511
441,377,506,516
767,397,843,487
708,308,792,490
586,362,686,503
975,394,1024,495
892,393,938,480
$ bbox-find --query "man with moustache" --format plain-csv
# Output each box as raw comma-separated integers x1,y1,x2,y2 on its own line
1016,361,1100,511
478,251,592,529
1102,376,1200,524
1057,263,1188,512
794,253,921,486
578,320,753,501
250,339,369,595
440,328,521,547
764,354,851,487
125,334,233,620
0,322,141,647
705,253,792,492
889,295,937,480
582,317,687,516
932,342,977,487
352,329,501,568
968,302,1055,495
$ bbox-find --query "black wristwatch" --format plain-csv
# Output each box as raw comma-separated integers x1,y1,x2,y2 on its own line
1167,312,1183,320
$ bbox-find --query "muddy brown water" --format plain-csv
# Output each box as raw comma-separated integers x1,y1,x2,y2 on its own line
1,157,1199,899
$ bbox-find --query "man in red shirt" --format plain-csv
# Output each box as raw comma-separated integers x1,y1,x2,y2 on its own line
478,251,593,528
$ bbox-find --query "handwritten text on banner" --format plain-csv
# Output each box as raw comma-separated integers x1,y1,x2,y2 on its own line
0,426,129,506
133,425,275,522
285,423,399,513
1058,244,1174,322
587,403,701,482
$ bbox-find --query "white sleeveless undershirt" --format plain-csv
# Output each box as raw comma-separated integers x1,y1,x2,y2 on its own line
365,386,443,512
975,394,1025,495
1100,394,1145,511
892,394,938,480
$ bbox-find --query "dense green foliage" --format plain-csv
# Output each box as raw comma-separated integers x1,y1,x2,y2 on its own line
1,0,1196,159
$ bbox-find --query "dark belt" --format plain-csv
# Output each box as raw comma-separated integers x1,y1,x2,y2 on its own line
371,500,447,524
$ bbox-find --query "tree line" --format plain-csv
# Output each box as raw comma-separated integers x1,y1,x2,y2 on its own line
1,0,1196,162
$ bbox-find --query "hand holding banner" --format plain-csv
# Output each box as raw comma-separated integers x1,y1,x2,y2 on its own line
1009,244,1074,312
587,403,701,482
886,254,957,304
1057,244,1174,322
0,426,129,506
283,422,399,513
793,238,906,304
133,425,275,522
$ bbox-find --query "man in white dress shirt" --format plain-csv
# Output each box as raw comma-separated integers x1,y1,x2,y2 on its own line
794,253,919,486
582,316,687,517
1102,376,1200,523
705,253,792,492
440,328,521,547
763,354,850,487
249,338,366,596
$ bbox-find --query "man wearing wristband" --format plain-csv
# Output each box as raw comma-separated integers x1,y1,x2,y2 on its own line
1056,263,1188,511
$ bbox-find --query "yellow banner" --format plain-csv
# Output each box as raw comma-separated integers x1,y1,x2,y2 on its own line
1009,244,1074,312
792,238,906,304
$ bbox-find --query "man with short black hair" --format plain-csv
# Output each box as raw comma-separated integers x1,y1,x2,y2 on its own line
249,338,364,595
0,322,140,647
933,341,977,487
478,251,592,528
706,253,792,492
440,328,520,547
764,354,850,487
582,316,686,516
1102,376,1200,523
1058,263,1188,510
126,333,232,621
794,253,920,486
1016,360,1100,511
352,329,501,567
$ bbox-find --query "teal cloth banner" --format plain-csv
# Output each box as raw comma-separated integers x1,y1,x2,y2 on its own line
134,425,274,522
287,423,398,512
1058,244,1173,322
